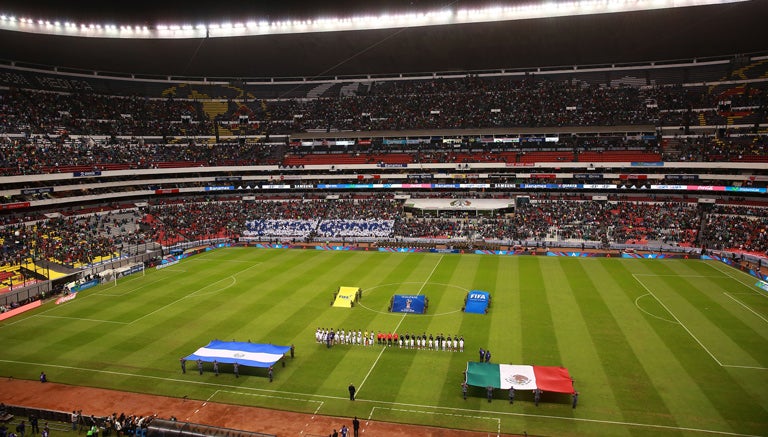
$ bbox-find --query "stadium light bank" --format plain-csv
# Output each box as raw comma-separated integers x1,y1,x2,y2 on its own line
0,0,749,39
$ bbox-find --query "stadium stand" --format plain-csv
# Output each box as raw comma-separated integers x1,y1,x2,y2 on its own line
1,52,768,307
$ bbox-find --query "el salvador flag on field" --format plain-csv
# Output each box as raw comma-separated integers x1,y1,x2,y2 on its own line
465,362,574,392
185,340,290,368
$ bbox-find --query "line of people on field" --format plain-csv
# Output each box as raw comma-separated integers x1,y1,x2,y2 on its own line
315,328,464,351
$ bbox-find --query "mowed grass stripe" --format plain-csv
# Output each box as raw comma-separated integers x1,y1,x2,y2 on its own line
598,259,731,431
430,255,499,425
519,257,559,363
289,253,440,400
641,263,767,368
475,255,503,361
89,254,264,377
354,254,452,404
635,260,768,435
542,259,619,423
2,250,767,437
397,256,478,409
562,259,676,426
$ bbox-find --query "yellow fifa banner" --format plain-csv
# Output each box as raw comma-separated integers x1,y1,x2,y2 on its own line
333,286,360,308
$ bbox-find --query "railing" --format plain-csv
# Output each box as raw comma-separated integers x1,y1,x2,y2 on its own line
2,407,277,437
147,418,276,437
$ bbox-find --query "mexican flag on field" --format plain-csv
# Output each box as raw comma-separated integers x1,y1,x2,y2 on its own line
465,362,574,393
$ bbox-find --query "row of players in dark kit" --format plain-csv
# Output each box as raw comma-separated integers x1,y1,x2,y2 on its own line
461,381,580,408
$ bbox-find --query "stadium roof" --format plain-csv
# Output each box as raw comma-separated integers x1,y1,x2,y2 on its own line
0,0,766,79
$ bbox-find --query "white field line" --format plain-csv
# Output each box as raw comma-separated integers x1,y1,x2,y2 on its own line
356,255,444,395
722,292,768,325
368,406,500,437
0,358,762,436
214,389,324,405
632,274,724,366
127,261,263,325
94,270,184,297
633,274,768,371
633,294,678,324
34,314,128,324
706,262,768,299
128,276,237,325
721,364,768,370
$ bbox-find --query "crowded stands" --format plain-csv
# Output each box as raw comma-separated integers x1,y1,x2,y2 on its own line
1,57,767,298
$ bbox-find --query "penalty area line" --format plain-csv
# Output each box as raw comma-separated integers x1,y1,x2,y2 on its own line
632,274,724,367
706,262,768,299
722,292,768,325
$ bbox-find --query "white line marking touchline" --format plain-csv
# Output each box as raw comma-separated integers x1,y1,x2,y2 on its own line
0,358,760,436
722,292,768,325
370,406,501,437
357,255,444,395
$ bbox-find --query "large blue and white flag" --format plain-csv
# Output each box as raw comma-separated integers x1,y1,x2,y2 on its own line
185,340,290,368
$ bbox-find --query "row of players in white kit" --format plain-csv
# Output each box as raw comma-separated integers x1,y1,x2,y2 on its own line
315,328,371,345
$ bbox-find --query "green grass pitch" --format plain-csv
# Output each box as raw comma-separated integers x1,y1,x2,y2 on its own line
2,248,767,436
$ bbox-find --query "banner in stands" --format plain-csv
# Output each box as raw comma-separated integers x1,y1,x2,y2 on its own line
185,340,290,368
465,362,574,392
156,256,180,270
65,278,100,293
378,247,428,253
546,251,601,257
117,264,144,278
21,187,53,195
55,292,79,305
0,202,30,210
0,300,41,320
391,295,426,314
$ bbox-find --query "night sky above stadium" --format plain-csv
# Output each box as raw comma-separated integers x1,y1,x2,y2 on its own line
0,1,766,78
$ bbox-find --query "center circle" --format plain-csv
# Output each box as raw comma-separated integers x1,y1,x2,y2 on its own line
356,281,470,316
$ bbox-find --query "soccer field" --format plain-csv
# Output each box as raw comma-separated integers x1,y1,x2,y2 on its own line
2,248,767,436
